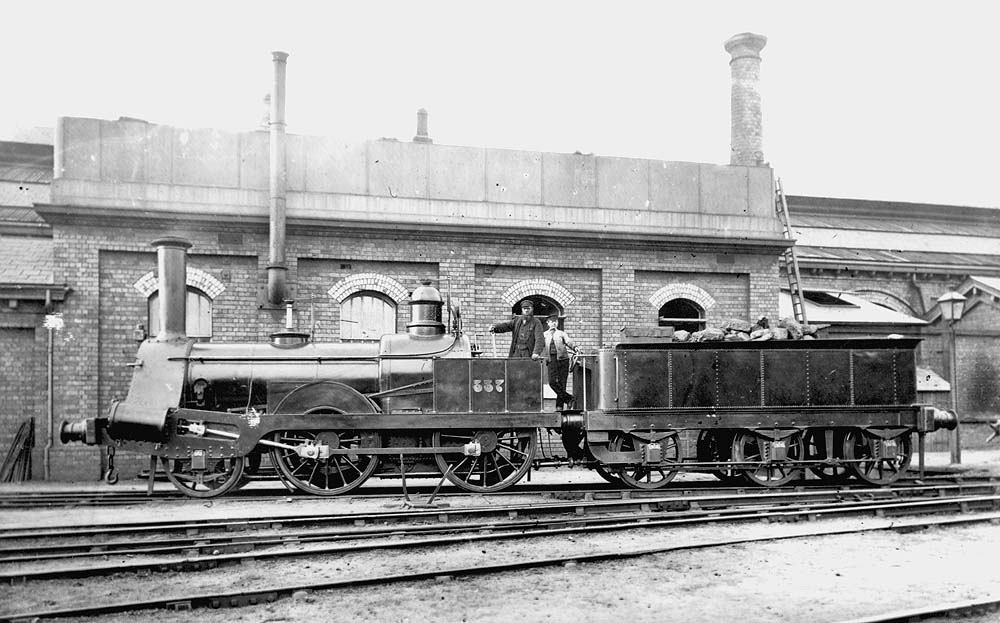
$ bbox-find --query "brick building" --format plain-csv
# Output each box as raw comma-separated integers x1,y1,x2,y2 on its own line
2,34,997,480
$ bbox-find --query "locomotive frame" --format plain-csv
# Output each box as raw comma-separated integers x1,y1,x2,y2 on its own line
60,238,956,498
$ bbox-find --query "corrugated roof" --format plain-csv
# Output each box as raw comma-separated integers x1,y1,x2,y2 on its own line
796,246,1000,269
779,290,927,326
0,236,54,284
0,164,51,184
0,207,46,225
792,213,1000,237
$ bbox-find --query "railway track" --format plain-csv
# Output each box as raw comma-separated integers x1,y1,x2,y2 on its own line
2,511,998,621
835,597,1000,622
3,479,997,541
0,471,989,508
2,481,999,620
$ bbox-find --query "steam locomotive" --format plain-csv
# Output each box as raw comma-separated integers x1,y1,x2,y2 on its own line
60,238,956,498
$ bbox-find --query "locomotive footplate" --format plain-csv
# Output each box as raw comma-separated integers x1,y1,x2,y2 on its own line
161,407,560,458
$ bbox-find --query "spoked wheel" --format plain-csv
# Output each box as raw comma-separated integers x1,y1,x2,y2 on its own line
593,462,624,485
267,382,382,496
842,429,912,485
731,430,803,487
802,428,849,481
432,429,536,493
270,429,381,496
162,455,245,498
697,430,745,484
609,432,680,489
233,450,265,491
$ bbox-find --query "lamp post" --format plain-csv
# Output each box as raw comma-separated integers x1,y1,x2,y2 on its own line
936,291,967,464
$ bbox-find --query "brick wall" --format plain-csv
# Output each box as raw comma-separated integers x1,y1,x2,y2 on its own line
955,302,1000,417
0,326,45,479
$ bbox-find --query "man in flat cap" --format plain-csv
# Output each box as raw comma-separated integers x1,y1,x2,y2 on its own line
490,300,545,360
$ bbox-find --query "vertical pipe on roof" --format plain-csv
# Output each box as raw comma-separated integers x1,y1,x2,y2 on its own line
267,51,289,305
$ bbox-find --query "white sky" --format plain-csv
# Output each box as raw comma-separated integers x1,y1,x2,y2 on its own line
4,1,998,208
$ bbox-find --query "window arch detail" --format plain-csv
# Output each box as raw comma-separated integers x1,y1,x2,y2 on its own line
850,289,920,316
328,273,409,303
649,283,716,310
133,267,226,299
501,279,575,309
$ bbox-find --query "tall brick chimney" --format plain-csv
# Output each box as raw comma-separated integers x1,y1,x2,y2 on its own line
724,32,767,166
413,108,432,143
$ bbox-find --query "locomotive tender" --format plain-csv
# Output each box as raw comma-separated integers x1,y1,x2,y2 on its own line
61,238,956,497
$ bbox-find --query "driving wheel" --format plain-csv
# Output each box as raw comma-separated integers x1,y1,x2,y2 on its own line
270,428,381,496
432,428,536,493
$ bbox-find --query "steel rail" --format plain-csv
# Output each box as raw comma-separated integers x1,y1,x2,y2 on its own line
2,481,996,542
833,596,1000,622
3,493,999,580
0,486,1000,563
2,511,998,622
0,487,946,561
0,481,983,541
0,473,987,508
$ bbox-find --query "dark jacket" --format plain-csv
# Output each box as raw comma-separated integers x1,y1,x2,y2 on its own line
492,315,545,358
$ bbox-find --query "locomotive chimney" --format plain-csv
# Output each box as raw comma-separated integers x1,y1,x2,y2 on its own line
266,51,289,306
152,237,192,341
724,32,767,166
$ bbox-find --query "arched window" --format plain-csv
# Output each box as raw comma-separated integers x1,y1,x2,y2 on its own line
512,296,561,322
658,298,705,333
341,291,397,341
148,288,213,339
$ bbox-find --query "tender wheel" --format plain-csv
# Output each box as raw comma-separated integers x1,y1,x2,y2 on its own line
270,429,381,496
842,429,911,485
432,429,536,493
802,428,849,481
162,455,245,498
697,430,745,484
731,430,803,487
609,432,680,489
593,463,624,485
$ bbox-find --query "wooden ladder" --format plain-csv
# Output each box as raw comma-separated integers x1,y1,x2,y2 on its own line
775,177,808,324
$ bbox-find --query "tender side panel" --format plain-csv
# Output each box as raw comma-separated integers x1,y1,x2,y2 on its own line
601,340,919,413
809,350,852,406
717,350,761,407
895,349,917,403
762,349,808,406
854,349,899,405
671,350,716,408
620,351,670,408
